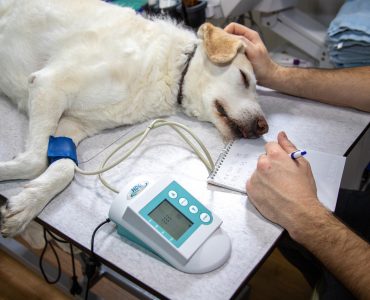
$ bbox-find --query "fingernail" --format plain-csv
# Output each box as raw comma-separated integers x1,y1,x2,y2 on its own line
281,131,287,138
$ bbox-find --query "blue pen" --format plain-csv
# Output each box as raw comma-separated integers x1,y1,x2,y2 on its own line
290,150,307,159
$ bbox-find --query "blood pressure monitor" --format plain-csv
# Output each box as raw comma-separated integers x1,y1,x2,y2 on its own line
109,176,231,273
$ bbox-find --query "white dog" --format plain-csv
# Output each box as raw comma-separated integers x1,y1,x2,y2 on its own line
0,0,268,237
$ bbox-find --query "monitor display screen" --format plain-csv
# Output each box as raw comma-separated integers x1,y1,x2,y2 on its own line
149,199,193,240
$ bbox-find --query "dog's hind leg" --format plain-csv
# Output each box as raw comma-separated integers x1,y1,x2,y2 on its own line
0,117,88,237
0,72,68,181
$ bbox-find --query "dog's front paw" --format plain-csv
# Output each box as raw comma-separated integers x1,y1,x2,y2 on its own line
0,193,39,237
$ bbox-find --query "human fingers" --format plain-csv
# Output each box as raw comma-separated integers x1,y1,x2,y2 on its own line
245,175,258,208
264,141,284,158
246,151,268,196
224,22,245,36
224,22,261,43
231,35,256,55
245,171,261,204
277,131,298,154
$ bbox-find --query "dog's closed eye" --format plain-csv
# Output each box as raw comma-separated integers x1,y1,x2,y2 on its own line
240,70,249,89
215,100,227,117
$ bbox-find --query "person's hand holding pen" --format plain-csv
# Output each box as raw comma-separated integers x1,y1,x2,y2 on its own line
246,131,328,243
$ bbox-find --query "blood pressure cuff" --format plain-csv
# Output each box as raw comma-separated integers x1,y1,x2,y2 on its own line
47,136,78,165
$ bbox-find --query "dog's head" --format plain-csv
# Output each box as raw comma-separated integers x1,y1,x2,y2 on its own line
183,23,268,140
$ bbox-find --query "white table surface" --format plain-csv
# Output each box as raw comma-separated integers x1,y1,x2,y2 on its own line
1,87,369,300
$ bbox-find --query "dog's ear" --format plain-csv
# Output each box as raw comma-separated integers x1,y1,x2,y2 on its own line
197,22,244,64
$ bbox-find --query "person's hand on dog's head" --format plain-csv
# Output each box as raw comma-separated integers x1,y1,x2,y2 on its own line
224,23,280,86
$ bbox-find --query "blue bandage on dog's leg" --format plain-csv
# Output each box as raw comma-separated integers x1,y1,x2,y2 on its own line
47,136,78,165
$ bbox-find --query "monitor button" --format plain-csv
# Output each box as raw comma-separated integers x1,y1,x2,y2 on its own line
168,190,177,199
189,205,198,214
200,213,211,223
179,197,188,206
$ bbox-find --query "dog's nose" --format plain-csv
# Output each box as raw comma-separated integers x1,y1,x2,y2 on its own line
253,116,269,136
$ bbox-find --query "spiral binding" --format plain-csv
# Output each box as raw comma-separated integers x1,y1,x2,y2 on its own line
208,141,234,179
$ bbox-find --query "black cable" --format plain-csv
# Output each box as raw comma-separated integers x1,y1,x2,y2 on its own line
69,243,82,295
91,218,111,255
39,227,62,284
38,228,82,294
46,229,68,243
84,218,111,300
39,218,111,299
70,243,77,275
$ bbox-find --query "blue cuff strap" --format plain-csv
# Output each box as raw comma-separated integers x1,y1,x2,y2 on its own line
47,136,78,165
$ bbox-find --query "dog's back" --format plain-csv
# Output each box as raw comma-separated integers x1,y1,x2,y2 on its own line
0,0,196,119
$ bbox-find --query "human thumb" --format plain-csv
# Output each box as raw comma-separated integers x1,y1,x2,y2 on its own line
277,131,297,154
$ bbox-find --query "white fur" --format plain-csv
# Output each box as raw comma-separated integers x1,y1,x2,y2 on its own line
0,0,267,237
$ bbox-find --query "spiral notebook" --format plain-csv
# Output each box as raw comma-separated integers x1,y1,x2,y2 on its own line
207,139,346,211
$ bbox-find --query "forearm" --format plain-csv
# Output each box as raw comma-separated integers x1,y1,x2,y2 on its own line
290,204,370,299
260,65,370,112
